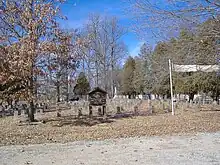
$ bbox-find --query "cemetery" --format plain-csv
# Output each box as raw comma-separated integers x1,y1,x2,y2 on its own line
0,1,220,164
0,91,219,146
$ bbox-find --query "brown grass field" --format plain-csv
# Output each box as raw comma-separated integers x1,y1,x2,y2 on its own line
0,104,220,146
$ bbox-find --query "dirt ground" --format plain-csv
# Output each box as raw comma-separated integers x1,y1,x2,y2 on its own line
0,132,220,165
0,108,220,146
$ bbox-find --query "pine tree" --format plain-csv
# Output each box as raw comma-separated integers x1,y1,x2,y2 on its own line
73,72,90,98
139,43,153,93
122,57,136,98
133,57,144,94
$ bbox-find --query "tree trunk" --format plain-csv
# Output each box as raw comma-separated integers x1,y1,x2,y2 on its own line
66,73,69,102
215,90,219,105
57,83,61,102
28,101,35,122
111,46,115,98
95,66,99,87
28,70,35,122
95,54,99,87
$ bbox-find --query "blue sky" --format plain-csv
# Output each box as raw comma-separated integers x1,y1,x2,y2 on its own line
60,0,151,57
58,0,215,57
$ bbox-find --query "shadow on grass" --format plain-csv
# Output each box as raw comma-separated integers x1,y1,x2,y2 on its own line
55,117,114,127
43,115,114,127
42,111,151,127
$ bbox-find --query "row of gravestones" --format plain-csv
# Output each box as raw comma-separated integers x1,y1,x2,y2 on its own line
67,99,142,115
179,100,219,111
0,103,28,117
152,100,194,112
41,98,218,114
106,99,142,113
151,99,219,113
151,100,172,113
53,99,143,117
0,98,144,118
0,102,49,117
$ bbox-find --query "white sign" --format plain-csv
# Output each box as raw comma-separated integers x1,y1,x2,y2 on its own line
169,61,219,116
173,64,219,73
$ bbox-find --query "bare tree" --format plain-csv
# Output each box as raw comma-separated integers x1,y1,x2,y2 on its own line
78,14,127,96
129,0,220,40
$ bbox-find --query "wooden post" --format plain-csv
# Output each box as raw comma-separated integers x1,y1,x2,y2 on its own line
78,108,82,118
102,105,106,116
89,106,92,117
56,103,61,117
169,59,174,115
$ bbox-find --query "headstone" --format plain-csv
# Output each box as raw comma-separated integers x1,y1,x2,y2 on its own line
40,107,44,114
175,102,178,109
134,105,138,115
45,103,48,110
89,106,92,117
213,101,217,105
148,100,153,114
14,110,18,117
211,101,217,110
21,109,25,116
57,111,61,117
116,106,121,114
78,108,82,118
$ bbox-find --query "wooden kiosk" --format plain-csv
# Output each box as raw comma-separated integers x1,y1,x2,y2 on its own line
88,87,107,116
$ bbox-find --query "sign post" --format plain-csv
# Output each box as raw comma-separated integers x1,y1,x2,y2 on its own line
169,59,174,115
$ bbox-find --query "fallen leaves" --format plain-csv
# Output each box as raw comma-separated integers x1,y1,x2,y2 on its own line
0,110,220,146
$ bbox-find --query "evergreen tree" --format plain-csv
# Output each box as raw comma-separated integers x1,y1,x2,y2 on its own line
73,72,90,97
134,57,145,94
139,43,153,92
122,56,136,98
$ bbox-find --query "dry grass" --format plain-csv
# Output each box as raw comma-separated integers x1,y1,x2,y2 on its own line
0,107,220,146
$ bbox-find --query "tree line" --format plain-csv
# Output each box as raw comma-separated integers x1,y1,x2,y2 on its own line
120,18,219,102
76,16,219,102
